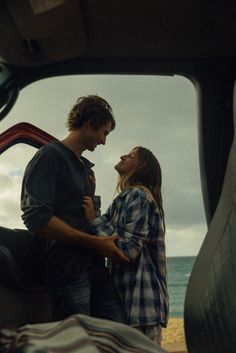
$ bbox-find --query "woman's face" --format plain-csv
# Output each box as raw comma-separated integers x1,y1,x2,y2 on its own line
115,148,138,175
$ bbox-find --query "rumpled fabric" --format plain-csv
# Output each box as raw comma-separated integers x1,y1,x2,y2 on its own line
0,314,168,353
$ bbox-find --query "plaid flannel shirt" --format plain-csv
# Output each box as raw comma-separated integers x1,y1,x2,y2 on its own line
91,188,169,327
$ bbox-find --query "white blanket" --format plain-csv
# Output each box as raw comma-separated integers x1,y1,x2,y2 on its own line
0,314,168,353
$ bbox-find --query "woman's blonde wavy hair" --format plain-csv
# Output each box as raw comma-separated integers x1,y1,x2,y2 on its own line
116,146,165,233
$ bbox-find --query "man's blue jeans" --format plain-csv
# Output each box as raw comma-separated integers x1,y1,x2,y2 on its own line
48,267,125,323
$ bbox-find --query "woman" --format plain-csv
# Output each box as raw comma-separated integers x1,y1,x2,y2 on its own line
83,146,169,345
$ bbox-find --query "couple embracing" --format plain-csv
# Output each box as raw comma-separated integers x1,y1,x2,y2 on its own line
21,95,169,345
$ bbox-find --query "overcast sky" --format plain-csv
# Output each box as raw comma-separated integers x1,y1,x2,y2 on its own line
0,74,207,256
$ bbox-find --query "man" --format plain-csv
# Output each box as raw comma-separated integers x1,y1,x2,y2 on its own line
21,95,127,322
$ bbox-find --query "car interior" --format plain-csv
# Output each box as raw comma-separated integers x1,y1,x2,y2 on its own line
0,2,235,352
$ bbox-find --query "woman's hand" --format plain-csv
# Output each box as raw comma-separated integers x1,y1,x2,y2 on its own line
83,196,96,223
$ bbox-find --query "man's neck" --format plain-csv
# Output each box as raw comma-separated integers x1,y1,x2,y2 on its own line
61,131,85,159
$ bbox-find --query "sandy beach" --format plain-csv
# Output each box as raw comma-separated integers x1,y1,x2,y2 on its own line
162,318,187,352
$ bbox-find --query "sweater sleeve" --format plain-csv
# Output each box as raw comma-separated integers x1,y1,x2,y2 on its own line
21,152,58,233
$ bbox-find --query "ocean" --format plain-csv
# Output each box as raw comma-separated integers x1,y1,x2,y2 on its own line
167,256,196,317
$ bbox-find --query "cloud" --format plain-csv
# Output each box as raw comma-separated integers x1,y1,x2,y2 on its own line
0,174,13,189
164,182,206,228
0,179,23,229
166,224,207,257
0,145,37,230
0,198,23,228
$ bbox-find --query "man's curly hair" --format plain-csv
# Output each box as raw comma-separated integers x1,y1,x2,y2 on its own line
66,95,116,131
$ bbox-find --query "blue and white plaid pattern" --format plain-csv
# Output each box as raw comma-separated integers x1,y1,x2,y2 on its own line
91,188,169,327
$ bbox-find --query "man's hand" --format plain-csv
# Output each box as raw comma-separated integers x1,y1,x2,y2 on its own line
94,234,130,262
37,217,129,262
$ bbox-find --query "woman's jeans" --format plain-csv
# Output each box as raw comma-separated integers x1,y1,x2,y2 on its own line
48,267,125,323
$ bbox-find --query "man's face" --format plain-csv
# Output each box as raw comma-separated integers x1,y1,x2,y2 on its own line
85,121,113,151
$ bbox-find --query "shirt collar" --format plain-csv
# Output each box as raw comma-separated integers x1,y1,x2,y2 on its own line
80,156,94,169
